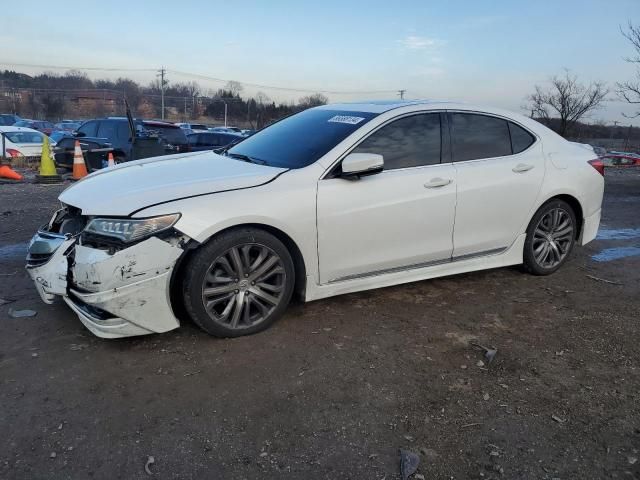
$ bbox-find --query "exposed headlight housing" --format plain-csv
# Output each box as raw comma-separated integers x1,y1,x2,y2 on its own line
84,214,180,243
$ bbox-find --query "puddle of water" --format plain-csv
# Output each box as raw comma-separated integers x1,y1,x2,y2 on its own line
0,243,28,260
596,228,640,240
592,246,640,262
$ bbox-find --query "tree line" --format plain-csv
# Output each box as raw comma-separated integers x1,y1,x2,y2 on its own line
0,70,329,128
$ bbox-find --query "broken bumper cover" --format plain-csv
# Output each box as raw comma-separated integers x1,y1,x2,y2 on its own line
26,232,185,339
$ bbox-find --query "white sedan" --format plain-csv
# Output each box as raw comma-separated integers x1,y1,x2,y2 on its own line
0,126,51,160
26,101,604,339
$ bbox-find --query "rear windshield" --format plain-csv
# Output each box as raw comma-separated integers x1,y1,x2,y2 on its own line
3,131,44,143
227,109,378,168
190,124,208,130
144,124,188,144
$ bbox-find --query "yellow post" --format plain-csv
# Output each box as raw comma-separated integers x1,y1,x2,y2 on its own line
39,136,57,176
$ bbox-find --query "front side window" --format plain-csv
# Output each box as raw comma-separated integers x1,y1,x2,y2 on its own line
352,113,441,170
451,113,511,162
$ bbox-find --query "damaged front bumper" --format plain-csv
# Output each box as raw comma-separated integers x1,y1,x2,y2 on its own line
26,229,186,339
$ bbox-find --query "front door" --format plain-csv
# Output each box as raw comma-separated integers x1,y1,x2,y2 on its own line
317,112,457,284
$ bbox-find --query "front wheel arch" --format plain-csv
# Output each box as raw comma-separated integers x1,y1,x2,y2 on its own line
170,224,307,320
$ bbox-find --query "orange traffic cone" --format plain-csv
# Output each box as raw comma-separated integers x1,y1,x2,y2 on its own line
107,152,115,168
0,165,22,181
72,140,88,180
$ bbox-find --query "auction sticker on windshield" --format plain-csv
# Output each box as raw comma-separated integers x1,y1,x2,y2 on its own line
327,115,366,125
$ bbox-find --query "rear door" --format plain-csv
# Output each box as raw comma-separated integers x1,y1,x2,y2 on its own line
449,112,543,257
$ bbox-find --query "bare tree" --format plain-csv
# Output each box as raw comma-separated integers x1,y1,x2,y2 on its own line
225,81,243,97
298,93,329,110
255,91,270,105
528,70,608,136
617,21,640,117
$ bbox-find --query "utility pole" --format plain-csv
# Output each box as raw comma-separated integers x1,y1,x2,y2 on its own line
397,89,406,100
224,101,228,127
157,67,167,120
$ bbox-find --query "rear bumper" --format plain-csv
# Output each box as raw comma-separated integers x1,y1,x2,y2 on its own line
581,208,601,246
26,232,185,339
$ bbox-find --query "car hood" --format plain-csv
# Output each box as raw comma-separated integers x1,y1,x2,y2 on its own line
59,151,287,216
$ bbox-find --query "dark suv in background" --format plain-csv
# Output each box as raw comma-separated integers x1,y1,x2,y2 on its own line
54,118,190,170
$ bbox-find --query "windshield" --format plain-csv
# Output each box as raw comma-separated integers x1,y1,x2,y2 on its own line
227,109,377,168
4,131,44,143
190,124,208,130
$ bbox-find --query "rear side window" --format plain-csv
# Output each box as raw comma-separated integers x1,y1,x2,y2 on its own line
451,113,511,162
97,121,117,140
78,121,98,137
353,113,441,170
509,122,535,154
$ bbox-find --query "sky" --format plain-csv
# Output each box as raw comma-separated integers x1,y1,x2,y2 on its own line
1,0,639,124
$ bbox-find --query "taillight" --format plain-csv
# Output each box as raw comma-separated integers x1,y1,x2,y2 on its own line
5,148,23,158
588,158,605,176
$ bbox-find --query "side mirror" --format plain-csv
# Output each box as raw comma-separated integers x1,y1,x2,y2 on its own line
341,153,384,178
74,131,86,138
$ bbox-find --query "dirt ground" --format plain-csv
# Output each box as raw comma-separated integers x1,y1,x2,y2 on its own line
0,169,639,480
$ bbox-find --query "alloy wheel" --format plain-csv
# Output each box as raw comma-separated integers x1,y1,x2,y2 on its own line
532,207,574,269
201,243,286,330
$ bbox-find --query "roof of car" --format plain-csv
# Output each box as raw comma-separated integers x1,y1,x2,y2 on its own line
317,99,455,113
0,126,41,133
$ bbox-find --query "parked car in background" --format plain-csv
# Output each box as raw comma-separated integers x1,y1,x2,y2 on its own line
0,114,21,126
54,121,82,133
141,120,191,155
0,126,50,163
601,153,640,167
176,122,209,133
210,126,243,134
53,135,113,171
58,118,189,165
49,130,73,144
13,119,55,135
240,129,257,137
26,100,604,340
591,146,607,157
609,150,640,159
186,131,244,151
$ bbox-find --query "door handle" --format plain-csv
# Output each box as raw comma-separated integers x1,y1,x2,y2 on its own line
424,177,453,188
512,163,534,173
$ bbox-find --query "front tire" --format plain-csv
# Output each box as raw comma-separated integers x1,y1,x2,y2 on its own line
523,199,577,275
182,228,295,337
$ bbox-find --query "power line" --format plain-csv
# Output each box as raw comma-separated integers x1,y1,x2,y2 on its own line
0,62,156,73
0,61,397,96
168,69,397,95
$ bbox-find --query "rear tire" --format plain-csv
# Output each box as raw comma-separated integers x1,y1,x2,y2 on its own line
182,228,295,337
523,199,577,275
